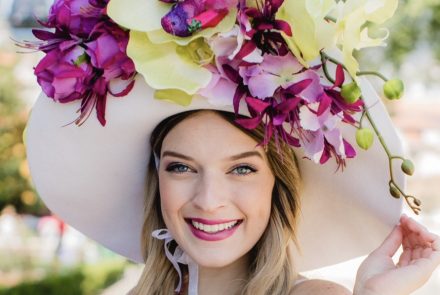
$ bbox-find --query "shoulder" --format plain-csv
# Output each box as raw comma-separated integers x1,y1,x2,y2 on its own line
289,279,352,295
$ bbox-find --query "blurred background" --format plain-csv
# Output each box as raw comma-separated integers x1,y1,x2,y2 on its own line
0,0,439,294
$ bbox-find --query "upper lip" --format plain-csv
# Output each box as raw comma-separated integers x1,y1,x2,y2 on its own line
185,218,242,225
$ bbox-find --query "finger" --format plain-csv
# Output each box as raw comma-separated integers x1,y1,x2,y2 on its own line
411,245,425,260
375,225,403,257
432,233,440,252
397,248,412,267
421,247,434,259
401,216,433,242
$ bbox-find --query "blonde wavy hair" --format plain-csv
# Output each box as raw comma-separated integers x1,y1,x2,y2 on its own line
130,110,302,295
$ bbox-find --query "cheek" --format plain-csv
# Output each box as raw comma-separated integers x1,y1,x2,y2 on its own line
158,176,186,226
234,176,273,223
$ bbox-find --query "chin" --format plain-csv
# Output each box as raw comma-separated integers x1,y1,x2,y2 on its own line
188,250,243,269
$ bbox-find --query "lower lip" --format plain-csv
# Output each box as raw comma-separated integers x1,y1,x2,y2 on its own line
188,221,241,242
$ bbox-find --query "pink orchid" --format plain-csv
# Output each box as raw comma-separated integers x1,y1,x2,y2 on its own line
238,53,304,99
209,25,263,63
198,65,237,106
299,102,356,166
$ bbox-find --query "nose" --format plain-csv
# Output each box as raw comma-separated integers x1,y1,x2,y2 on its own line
192,170,228,212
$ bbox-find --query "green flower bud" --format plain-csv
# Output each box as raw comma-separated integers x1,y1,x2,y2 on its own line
356,128,374,150
383,79,404,100
341,82,361,104
414,198,422,207
389,185,401,199
401,159,415,176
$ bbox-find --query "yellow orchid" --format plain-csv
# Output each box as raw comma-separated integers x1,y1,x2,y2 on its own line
107,0,237,100
127,31,213,98
278,0,336,66
333,0,398,78
278,0,397,78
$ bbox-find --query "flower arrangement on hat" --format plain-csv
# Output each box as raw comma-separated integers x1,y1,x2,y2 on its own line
20,0,421,214
22,1,440,294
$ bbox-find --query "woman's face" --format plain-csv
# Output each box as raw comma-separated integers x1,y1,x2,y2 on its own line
158,111,275,268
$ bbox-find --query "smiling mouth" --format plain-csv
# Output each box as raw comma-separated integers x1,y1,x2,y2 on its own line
185,218,242,234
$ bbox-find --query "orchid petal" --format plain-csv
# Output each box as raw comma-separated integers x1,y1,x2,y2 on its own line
334,0,398,78
324,128,345,157
198,75,236,106
279,0,330,63
260,53,303,76
127,31,211,95
247,73,281,99
343,139,357,158
154,89,193,106
291,70,323,103
299,104,320,131
301,130,325,163
236,115,263,130
107,0,168,32
245,96,270,113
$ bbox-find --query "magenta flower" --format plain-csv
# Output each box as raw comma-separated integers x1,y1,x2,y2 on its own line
45,0,108,38
239,0,291,54
27,0,136,126
86,22,135,84
34,45,93,103
235,96,302,147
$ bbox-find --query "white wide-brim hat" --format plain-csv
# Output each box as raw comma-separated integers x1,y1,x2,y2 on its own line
26,73,404,271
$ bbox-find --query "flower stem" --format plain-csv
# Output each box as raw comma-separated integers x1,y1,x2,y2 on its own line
322,52,422,214
357,71,388,82
364,103,421,214
320,51,335,84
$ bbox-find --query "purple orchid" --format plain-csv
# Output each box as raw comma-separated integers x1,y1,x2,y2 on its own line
209,25,263,63
299,102,356,167
198,65,237,106
238,53,304,99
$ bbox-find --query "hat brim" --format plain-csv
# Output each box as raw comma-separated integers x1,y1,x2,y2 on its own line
26,74,403,271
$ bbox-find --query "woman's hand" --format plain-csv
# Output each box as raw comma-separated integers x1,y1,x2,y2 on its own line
353,214,440,295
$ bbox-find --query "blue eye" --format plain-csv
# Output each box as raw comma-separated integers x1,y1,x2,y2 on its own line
165,163,192,174
231,165,257,176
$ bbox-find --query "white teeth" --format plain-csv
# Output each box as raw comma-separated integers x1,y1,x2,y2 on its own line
191,220,238,233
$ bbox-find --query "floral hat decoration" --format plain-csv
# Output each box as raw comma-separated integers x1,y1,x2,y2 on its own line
23,0,422,271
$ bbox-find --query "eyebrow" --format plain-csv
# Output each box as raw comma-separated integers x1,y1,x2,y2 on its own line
161,150,263,161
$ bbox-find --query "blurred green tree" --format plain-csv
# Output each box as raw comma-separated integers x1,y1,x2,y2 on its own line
0,53,48,215
385,0,440,65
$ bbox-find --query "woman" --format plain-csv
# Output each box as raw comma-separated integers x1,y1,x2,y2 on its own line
129,109,440,294
24,0,440,294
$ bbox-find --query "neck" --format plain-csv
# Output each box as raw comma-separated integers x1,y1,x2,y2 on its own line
197,254,249,295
